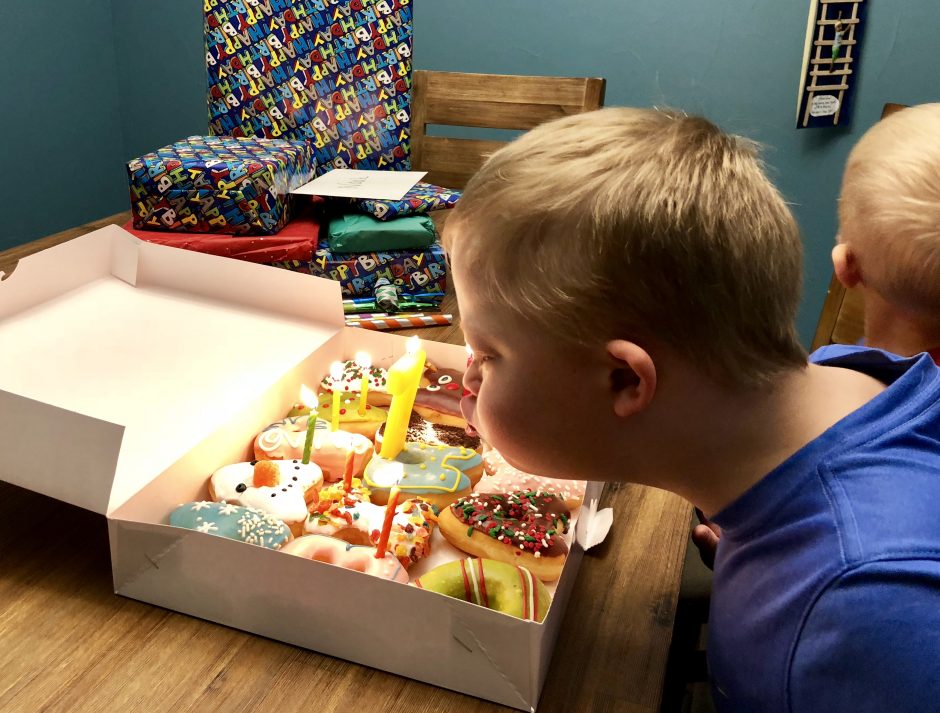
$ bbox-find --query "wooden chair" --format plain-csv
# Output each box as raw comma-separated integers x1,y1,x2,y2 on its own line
410,70,606,189
811,102,909,350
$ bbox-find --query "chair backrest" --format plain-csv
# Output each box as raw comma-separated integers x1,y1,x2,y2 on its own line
811,102,909,350
410,70,606,189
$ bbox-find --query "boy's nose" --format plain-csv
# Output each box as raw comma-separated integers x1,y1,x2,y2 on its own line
462,363,481,397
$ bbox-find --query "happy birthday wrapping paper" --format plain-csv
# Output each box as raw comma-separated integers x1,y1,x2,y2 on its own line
127,135,316,235
205,0,413,174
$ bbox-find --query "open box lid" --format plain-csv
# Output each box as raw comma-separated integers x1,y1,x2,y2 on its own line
0,225,342,516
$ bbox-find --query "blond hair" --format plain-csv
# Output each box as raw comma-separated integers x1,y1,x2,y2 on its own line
444,107,806,388
839,103,940,314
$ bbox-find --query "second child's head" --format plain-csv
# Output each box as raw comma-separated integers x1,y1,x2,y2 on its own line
445,107,806,479
836,103,940,326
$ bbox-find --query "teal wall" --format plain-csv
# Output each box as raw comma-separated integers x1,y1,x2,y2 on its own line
412,1,940,342
0,0,126,251
2,1,938,343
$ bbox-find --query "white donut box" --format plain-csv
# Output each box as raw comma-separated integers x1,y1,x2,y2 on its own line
0,226,606,711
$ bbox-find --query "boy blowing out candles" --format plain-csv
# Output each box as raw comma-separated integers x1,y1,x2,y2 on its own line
446,107,940,712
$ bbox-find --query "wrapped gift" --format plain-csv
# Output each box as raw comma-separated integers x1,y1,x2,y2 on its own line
205,0,414,173
353,182,461,220
275,239,447,298
122,212,321,264
327,213,436,252
127,135,316,235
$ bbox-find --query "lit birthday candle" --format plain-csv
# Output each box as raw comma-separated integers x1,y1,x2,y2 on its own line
379,336,426,459
355,350,371,417
299,384,318,464
329,361,343,432
374,485,401,559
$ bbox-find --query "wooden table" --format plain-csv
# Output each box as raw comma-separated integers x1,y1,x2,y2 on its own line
0,213,693,713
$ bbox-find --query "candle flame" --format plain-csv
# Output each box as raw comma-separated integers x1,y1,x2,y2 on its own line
355,350,372,370
330,361,344,381
406,335,420,356
299,384,317,407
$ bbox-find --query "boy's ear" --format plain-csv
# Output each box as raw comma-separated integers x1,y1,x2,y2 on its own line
606,340,657,419
832,243,863,288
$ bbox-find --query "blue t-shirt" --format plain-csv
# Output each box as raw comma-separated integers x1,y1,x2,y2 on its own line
708,346,940,713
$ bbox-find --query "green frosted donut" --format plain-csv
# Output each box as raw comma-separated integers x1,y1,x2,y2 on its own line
413,557,551,622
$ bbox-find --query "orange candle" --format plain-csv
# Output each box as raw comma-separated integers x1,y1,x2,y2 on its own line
342,446,355,493
374,485,401,558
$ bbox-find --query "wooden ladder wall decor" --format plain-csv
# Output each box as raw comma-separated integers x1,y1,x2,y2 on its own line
801,0,864,127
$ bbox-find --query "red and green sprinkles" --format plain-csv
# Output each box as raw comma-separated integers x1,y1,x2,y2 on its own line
451,491,570,558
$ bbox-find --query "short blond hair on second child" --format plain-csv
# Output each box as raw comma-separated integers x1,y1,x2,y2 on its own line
444,107,806,389
838,103,940,315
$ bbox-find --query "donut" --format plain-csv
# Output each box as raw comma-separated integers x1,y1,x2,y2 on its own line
437,492,570,582
414,558,552,622
413,365,468,427
279,534,410,582
305,480,437,568
254,416,373,481
208,460,323,536
363,442,482,510
477,448,586,510
287,391,387,439
169,501,293,549
318,359,393,407
376,411,481,454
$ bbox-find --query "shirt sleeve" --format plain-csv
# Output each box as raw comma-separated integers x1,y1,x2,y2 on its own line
789,559,940,713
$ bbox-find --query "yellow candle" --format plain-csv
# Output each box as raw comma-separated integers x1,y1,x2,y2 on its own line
379,336,426,459
329,361,343,432
356,351,371,417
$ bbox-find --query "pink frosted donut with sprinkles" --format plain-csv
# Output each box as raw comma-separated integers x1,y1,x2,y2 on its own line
478,448,586,510
254,416,373,482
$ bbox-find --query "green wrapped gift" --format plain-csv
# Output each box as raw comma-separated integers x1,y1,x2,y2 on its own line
327,213,437,253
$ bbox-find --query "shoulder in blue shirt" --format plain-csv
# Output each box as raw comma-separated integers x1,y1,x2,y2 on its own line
708,346,940,713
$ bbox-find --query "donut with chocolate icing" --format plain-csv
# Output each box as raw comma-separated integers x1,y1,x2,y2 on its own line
413,366,467,427
375,411,481,454
414,558,551,622
437,491,570,581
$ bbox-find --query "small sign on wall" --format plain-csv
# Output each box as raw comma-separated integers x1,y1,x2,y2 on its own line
796,0,869,128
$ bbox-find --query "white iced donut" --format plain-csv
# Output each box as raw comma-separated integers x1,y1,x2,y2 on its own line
208,459,323,536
